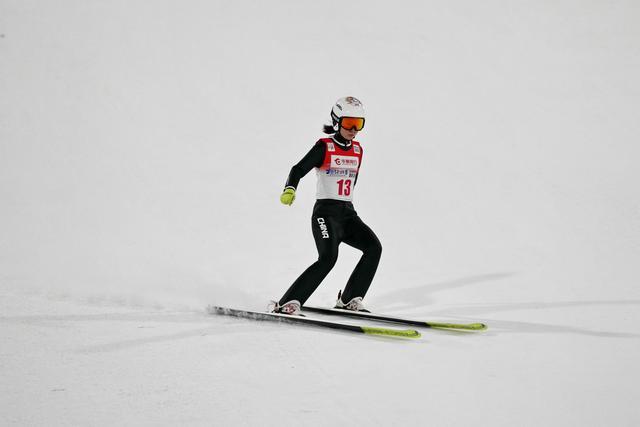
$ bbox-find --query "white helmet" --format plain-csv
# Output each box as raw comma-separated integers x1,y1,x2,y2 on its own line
330,96,365,130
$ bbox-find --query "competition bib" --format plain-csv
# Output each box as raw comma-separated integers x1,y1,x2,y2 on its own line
315,138,362,201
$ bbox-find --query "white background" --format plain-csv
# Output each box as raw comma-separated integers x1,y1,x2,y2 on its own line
1,1,639,425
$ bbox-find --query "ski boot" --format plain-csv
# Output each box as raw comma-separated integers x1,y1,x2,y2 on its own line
269,300,303,316
335,290,370,313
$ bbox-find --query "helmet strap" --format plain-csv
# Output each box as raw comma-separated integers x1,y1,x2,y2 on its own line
330,110,340,132
333,129,353,146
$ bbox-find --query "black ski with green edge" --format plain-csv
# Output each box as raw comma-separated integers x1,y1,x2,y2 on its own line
208,306,421,339
302,306,487,331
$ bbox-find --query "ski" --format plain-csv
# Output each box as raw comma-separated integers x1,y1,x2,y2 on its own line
302,306,487,331
207,306,421,339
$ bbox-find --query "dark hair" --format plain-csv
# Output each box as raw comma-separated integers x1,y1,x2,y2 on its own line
322,124,336,134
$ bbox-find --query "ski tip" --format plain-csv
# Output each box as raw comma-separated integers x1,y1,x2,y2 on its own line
461,323,488,331
429,322,488,331
361,326,421,339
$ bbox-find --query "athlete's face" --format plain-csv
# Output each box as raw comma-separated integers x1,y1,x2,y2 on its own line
339,126,359,141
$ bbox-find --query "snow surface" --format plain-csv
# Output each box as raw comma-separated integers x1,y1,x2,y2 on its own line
2,1,640,425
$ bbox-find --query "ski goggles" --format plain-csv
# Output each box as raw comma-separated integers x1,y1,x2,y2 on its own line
339,117,365,131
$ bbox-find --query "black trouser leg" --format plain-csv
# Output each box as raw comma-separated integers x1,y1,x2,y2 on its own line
278,215,341,306
340,216,382,303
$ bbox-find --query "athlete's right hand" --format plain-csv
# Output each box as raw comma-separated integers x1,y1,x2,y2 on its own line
280,187,296,206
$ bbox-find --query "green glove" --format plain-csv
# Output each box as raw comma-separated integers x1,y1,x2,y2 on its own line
280,187,296,206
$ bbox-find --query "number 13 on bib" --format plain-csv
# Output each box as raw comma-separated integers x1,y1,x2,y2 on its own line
315,139,362,201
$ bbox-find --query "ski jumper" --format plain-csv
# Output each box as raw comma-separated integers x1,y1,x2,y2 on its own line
279,134,382,306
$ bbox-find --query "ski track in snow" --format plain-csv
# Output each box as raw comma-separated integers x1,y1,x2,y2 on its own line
2,290,640,426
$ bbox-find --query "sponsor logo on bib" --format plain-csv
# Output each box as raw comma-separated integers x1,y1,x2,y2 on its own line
331,156,359,169
325,169,351,177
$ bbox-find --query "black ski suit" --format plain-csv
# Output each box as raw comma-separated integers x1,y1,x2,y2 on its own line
278,133,382,306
